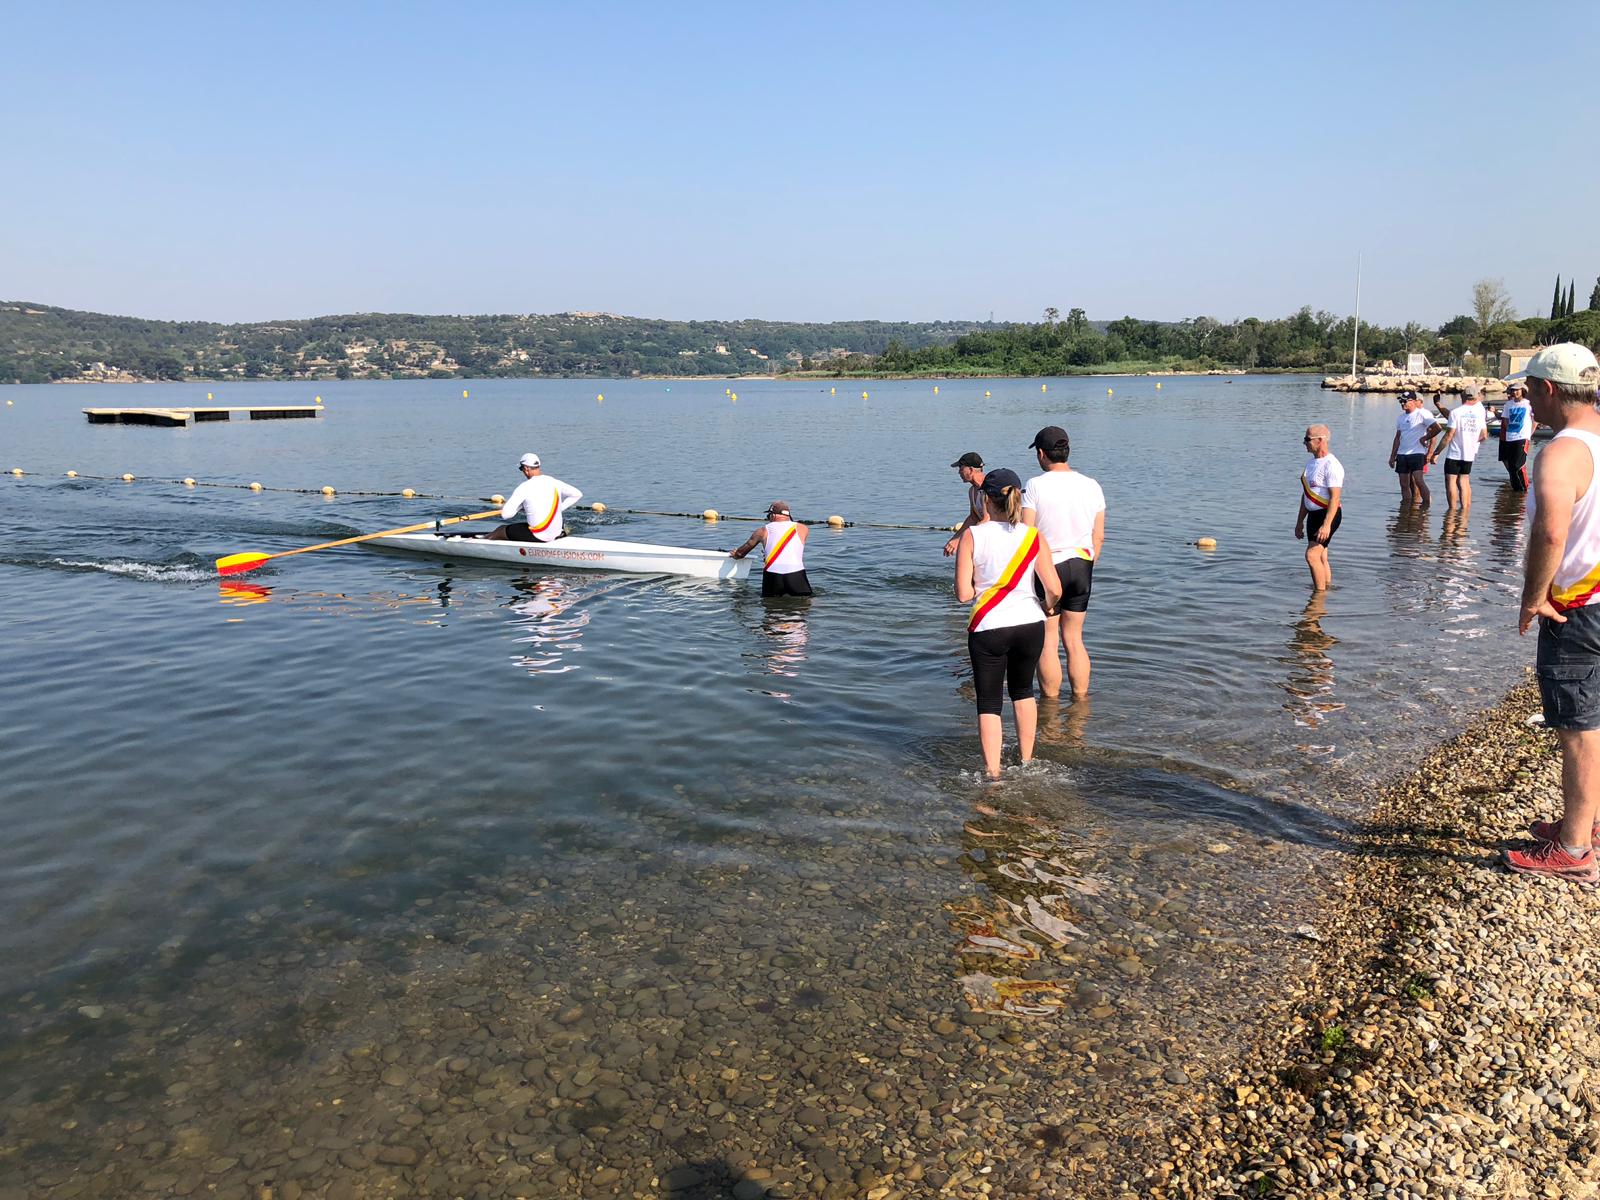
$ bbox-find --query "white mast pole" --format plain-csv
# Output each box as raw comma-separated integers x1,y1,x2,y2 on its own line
1350,252,1362,377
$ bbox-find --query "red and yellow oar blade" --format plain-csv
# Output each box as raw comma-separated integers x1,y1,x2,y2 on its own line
216,552,271,576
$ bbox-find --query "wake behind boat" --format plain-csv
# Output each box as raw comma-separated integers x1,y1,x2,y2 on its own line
365,532,751,580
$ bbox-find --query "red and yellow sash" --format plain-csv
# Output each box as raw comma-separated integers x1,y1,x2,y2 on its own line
1551,565,1600,612
1300,472,1330,509
764,524,799,568
529,489,560,534
968,529,1039,632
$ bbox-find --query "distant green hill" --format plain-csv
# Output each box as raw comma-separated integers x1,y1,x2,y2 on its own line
0,302,993,384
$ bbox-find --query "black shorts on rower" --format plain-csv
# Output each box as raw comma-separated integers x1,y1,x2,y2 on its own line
1305,508,1341,543
1444,459,1473,477
1033,558,1093,614
762,570,813,598
1395,453,1425,474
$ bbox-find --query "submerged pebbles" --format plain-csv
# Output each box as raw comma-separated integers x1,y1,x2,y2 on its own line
7,684,1570,1200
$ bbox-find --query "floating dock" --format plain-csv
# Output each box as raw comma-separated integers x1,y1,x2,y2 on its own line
83,406,323,427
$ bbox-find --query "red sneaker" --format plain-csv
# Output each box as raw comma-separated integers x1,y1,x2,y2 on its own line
1504,839,1600,885
1530,818,1600,843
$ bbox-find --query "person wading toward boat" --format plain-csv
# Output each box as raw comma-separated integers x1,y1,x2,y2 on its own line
730,501,813,597
956,469,1062,778
1429,383,1489,508
1498,380,1534,492
1021,425,1105,699
485,453,584,542
943,452,987,557
1508,343,1600,884
1296,425,1344,592
1389,390,1439,506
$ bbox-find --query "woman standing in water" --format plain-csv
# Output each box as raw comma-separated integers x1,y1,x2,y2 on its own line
955,468,1062,778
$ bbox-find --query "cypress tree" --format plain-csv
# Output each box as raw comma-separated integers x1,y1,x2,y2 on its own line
1553,275,1564,319
1568,280,1577,319
1590,277,1600,312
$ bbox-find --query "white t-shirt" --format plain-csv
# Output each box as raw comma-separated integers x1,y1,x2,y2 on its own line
1302,453,1345,512
1444,403,1488,461
967,521,1046,632
1021,469,1106,562
1395,408,1434,457
500,473,583,541
1501,398,1533,443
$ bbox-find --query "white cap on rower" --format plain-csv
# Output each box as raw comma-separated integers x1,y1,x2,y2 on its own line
1513,342,1600,389
519,452,541,469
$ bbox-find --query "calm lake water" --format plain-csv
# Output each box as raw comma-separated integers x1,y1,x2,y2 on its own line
0,376,1529,1197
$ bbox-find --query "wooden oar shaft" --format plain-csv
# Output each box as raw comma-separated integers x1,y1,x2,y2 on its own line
266,509,501,561
216,509,501,574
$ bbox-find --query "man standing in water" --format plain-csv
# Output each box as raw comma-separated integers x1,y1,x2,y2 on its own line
1389,391,1438,506
943,452,987,557
485,452,584,541
730,501,814,597
1296,425,1343,591
1428,383,1489,508
1509,343,1600,884
1022,425,1105,698
1498,379,1534,492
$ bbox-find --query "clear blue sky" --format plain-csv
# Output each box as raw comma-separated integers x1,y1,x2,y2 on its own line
6,1,1596,327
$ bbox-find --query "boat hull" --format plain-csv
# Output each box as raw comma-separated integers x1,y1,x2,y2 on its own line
365,533,751,580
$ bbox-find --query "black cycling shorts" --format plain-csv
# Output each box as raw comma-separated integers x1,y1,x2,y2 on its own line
1305,507,1342,544
1034,557,1094,614
968,621,1046,716
762,569,813,598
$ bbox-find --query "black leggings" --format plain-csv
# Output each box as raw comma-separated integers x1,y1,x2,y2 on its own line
968,622,1046,715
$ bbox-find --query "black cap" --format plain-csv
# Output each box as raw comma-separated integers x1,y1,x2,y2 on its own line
951,451,984,469
1397,389,1417,400
979,467,1023,499
1028,425,1070,451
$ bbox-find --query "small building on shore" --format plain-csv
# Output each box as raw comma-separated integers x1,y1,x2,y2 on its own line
1498,348,1542,378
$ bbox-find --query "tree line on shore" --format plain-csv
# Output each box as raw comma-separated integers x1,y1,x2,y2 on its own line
3,290,1598,385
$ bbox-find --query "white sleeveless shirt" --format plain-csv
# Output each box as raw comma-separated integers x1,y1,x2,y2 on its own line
762,520,805,574
968,521,1045,633
1538,429,1600,611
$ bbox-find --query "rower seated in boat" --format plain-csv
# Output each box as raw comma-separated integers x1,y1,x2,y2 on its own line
730,501,813,597
485,453,583,542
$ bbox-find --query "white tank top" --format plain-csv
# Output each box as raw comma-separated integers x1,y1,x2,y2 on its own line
763,520,805,574
968,521,1045,633
1543,429,1600,610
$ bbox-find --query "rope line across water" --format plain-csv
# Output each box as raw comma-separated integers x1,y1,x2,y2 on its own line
4,471,957,532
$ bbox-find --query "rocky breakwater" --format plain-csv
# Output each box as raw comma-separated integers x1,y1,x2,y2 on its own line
1320,374,1505,396
1164,679,1600,1199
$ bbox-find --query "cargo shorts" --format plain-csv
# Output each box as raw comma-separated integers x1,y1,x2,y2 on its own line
1537,604,1600,732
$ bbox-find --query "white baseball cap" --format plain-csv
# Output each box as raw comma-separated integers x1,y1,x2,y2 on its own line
519,452,541,469
1514,342,1600,389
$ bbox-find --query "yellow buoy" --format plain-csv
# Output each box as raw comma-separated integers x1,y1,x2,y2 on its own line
491,494,505,505
1155,382,1162,389
6,399,14,406
597,393,604,402
731,392,737,402
66,470,77,478
402,488,416,498
862,391,868,399
985,390,991,398
207,392,214,400
590,502,607,513
830,387,836,395
1041,383,1048,392
321,485,336,496
1196,537,1218,550
703,509,720,521
183,477,196,487
933,385,939,394
462,389,469,398
314,395,322,404
249,481,263,491
9,467,22,476
826,514,845,528
1107,388,1114,396
121,473,135,482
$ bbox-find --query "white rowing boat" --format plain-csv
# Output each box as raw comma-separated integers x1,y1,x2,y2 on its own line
365,533,752,580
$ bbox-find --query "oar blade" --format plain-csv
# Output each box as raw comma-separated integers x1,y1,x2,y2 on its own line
216,552,270,576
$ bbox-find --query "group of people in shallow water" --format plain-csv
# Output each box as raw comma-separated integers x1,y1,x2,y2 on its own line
1299,379,1540,592
487,426,1103,780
